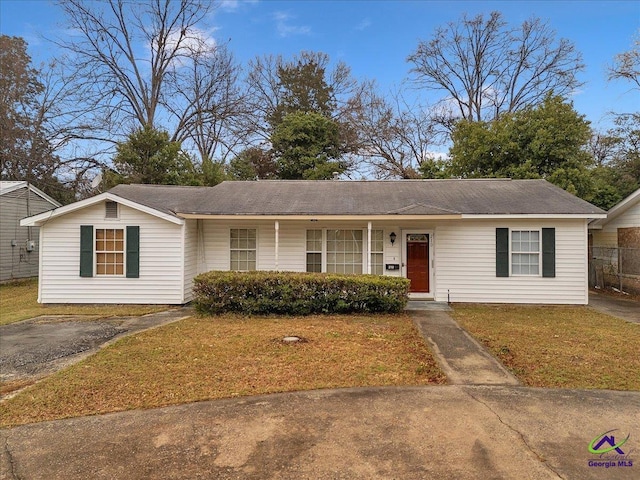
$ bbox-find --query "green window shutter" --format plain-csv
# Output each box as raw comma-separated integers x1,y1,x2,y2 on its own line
496,228,509,277
126,226,140,278
80,225,93,277
542,228,556,278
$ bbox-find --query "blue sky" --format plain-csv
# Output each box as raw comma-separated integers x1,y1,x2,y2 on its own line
1,0,639,132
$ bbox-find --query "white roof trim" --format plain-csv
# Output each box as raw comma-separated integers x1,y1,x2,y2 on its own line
461,213,606,220
0,181,62,207
20,192,183,226
177,213,463,221
589,188,640,228
177,213,603,221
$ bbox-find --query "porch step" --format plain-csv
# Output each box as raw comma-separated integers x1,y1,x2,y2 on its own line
405,301,451,311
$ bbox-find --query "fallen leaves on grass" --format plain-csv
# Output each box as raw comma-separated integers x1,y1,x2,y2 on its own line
0,314,445,427
452,305,640,390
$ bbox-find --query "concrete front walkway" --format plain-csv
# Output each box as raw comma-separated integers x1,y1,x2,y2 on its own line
406,303,520,386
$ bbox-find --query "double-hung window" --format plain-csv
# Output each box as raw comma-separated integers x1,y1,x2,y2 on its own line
96,228,124,275
80,224,139,278
306,230,323,273
230,228,256,271
511,230,540,275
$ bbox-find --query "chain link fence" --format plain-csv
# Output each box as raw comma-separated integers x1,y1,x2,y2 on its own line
590,246,640,295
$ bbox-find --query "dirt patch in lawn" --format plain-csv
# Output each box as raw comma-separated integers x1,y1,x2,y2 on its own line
451,305,640,391
0,314,445,427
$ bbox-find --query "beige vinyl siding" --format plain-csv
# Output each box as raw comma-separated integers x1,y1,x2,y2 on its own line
0,187,58,281
591,231,618,248
434,220,588,304
602,202,640,233
39,202,185,304
591,201,638,249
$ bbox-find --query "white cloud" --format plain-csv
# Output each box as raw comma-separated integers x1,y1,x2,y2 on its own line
150,26,218,68
273,11,311,37
220,0,259,12
355,18,371,31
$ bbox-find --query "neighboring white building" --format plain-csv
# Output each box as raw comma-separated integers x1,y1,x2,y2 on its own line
589,188,640,293
21,179,605,305
1,181,61,282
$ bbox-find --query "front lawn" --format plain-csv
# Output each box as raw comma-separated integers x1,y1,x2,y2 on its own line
0,279,168,325
0,314,445,427
452,305,640,391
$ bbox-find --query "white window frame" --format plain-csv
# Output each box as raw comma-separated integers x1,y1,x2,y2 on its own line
370,229,384,275
95,227,125,276
306,229,323,273
326,229,364,274
230,228,257,271
511,229,541,276
305,228,383,275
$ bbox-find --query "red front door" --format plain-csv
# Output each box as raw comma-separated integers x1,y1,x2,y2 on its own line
407,236,429,293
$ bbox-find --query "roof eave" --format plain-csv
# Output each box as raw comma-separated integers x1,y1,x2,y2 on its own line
176,212,604,221
177,213,465,221
461,213,607,219
20,192,183,226
590,188,640,228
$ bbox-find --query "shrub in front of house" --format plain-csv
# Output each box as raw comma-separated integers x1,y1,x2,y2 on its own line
193,271,410,315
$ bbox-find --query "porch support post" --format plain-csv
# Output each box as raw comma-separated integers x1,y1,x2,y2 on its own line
274,221,280,271
367,221,372,274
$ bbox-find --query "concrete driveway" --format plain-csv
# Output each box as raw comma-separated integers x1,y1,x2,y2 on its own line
2,386,638,480
588,291,639,323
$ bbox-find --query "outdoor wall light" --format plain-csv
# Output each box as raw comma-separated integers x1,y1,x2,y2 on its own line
389,232,397,245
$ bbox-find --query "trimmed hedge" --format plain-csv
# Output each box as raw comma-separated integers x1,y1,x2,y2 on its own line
193,271,410,315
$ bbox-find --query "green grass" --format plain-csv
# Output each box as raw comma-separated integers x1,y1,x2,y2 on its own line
0,278,168,325
0,314,445,427
451,304,640,391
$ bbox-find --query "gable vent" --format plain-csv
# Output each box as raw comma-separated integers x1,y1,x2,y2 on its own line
105,201,118,219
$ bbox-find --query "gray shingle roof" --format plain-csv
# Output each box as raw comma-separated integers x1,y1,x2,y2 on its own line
108,179,604,217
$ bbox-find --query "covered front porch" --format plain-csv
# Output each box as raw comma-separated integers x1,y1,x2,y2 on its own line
183,216,457,300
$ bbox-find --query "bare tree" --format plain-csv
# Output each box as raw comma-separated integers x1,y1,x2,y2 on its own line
0,35,91,202
57,0,217,134
407,11,584,126
349,82,439,178
608,33,640,89
168,43,247,164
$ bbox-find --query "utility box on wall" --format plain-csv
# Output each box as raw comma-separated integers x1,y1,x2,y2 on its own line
1,181,61,282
